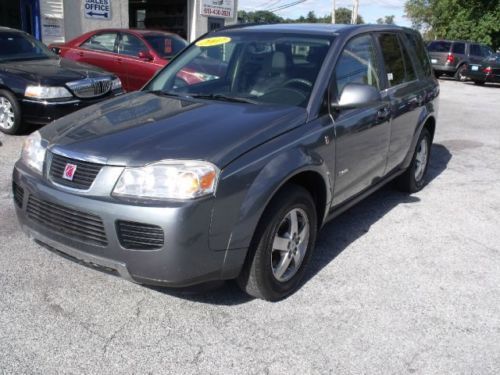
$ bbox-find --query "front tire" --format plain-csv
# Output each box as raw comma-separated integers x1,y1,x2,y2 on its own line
237,185,317,301
396,128,432,193
0,90,23,135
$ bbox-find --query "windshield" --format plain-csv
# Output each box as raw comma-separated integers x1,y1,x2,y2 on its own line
144,34,188,59
146,33,333,107
0,32,56,62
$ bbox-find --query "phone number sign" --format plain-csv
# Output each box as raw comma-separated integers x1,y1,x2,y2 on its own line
200,0,234,19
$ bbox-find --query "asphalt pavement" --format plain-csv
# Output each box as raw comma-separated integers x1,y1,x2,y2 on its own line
0,80,499,374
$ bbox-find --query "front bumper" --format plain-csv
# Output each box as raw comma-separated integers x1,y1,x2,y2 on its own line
20,92,121,125
12,161,245,287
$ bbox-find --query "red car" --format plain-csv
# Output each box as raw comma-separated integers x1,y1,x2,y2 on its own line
50,29,188,92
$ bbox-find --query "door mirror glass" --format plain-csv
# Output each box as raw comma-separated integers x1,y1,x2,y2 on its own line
138,50,153,61
332,83,381,109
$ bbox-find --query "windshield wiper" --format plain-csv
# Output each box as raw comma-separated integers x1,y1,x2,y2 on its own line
148,90,189,99
189,93,259,105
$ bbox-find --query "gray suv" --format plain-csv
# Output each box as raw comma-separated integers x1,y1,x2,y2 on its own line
13,24,439,301
428,39,494,80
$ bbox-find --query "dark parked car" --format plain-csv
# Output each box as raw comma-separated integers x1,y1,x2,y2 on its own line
13,24,439,301
466,53,500,85
428,39,494,80
49,29,188,92
0,27,123,135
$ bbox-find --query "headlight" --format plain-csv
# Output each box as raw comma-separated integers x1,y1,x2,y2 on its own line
111,77,122,91
21,131,46,174
25,85,72,100
113,160,219,200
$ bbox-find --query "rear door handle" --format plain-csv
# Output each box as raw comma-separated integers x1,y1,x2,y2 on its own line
78,51,84,57
377,106,391,120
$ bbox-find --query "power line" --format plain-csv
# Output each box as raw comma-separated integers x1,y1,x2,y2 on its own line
268,0,307,13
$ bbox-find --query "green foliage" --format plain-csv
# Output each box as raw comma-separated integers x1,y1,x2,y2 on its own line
237,8,364,26
376,15,396,25
404,0,500,48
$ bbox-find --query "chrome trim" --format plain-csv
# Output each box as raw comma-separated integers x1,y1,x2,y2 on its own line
49,146,108,165
66,77,113,99
22,99,81,105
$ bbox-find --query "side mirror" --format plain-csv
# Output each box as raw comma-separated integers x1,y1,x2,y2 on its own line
332,83,381,110
138,50,153,61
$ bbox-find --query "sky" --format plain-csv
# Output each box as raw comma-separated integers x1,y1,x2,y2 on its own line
238,0,411,27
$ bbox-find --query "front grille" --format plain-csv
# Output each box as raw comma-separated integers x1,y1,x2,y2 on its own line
27,195,108,246
13,182,24,208
66,78,112,98
116,220,164,250
49,152,103,190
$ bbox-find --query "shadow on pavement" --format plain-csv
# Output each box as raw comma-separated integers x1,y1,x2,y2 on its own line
150,144,452,305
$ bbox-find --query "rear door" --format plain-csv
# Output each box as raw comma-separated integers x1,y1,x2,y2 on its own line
70,32,119,74
376,32,423,174
331,33,391,205
117,32,160,91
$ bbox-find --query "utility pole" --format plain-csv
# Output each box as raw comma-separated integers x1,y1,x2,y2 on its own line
331,0,336,23
351,0,359,24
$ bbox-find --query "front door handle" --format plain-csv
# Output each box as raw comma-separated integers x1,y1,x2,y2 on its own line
377,106,391,121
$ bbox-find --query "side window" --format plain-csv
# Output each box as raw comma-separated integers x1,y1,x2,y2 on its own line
470,44,482,56
118,33,147,57
81,33,118,53
334,34,381,95
452,42,465,54
378,33,407,86
406,32,432,77
398,34,417,81
481,45,493,57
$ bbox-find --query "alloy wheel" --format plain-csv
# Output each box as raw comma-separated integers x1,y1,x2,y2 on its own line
271,207,310,282
0,97,15,130
414,137,429,182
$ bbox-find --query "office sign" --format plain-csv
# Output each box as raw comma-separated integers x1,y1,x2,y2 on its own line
201,0,234,19
84,0,112,20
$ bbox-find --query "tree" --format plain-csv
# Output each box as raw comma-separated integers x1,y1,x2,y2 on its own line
405,0,500,48
376,15,396,24
333,7,364,24
237,10,284,24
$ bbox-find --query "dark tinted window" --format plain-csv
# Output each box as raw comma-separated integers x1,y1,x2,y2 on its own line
452,42,465,54
470,44,482,56
0,32,55,62
399,35,417,81
379,33,406,86
334,34,381,95
428,41,451,52
406,32,432,77
481,45,494,57
82,33,118,53
144,35,188,58
118,33,147,57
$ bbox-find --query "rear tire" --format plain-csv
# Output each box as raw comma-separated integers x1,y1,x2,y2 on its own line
237,185,317,301
0,89,23,135
454,64,467,81
396,128,432,193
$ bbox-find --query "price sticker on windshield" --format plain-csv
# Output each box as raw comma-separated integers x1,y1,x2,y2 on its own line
196,37,231,47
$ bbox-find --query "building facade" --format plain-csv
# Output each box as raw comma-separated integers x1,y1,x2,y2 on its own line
0,0,238,44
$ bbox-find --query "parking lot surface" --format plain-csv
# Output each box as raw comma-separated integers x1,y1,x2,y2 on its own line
1,80,499,374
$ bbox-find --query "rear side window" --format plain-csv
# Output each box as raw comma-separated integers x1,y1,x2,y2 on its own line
334,34,382,95
81,33,118,53
378,33,411,86
452,42,465,54
470,44,482,56
428,41,451,52
481,45,494,57
406,32,432,77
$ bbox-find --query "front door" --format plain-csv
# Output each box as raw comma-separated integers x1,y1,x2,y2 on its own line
331,33,391,206
20,0,41,40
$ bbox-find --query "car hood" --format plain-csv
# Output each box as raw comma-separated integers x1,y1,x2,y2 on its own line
41,92,307,168
0,58,111,85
